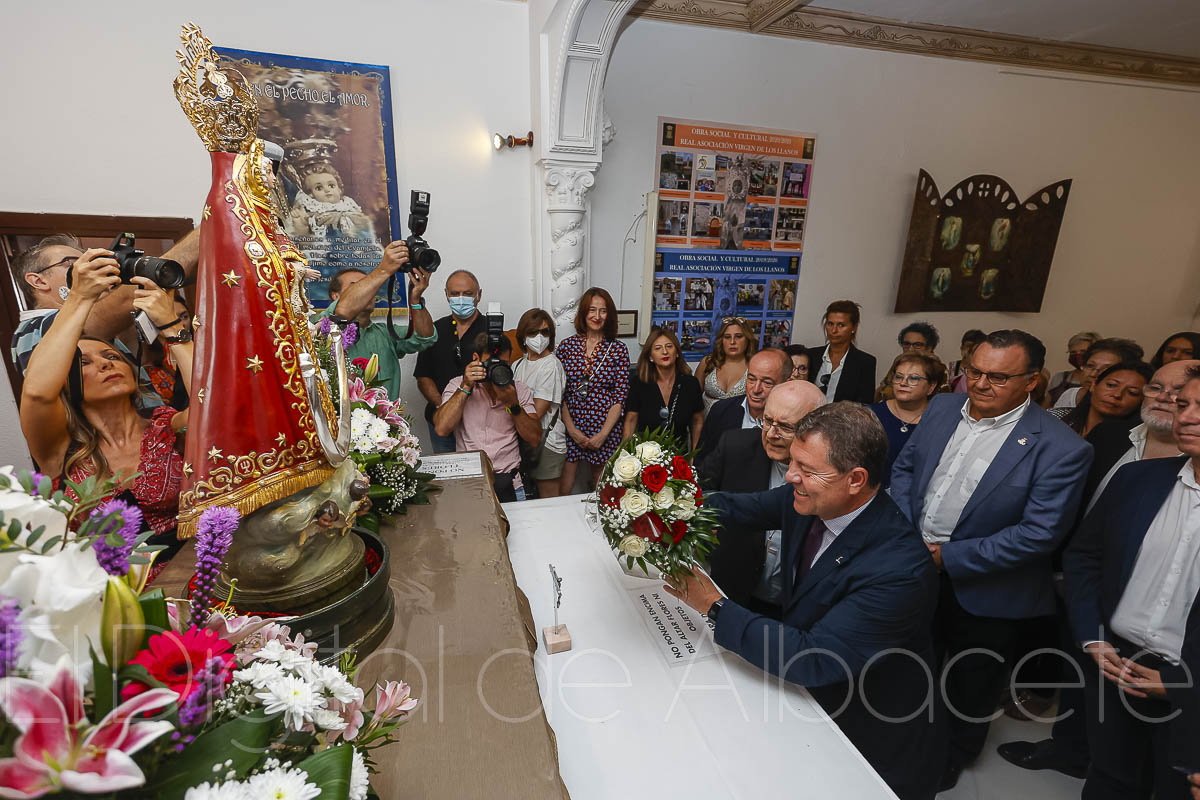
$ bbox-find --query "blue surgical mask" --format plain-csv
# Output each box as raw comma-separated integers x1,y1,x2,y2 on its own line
448,296,476,318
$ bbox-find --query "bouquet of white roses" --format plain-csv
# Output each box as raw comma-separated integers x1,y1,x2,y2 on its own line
591,430,720,582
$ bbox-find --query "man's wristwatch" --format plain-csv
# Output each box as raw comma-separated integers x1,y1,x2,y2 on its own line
506,403,522,416
163,326,193,345
706,597,725,624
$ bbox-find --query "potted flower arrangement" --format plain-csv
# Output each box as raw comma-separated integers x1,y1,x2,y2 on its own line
0,467,417,799
314,319,437,526
590,430,720,582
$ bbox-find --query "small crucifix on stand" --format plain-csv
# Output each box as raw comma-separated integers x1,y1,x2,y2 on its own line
542,563,572,654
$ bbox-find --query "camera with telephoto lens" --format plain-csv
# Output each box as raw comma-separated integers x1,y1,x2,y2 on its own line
66,233,186,291
403,190,440,273
479,302,513,387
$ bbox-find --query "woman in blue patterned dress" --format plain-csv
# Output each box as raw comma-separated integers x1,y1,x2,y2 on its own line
559,287,630,493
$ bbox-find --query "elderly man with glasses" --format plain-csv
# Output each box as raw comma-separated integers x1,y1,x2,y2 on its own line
890,329,1094,791
697,379,826,618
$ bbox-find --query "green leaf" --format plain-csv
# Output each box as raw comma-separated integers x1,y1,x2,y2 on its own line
367,484,395,500
357,513,380,535
138,589,170,644
117,663,171,691
24,525,43,547
39,536,61,553
15,472,34,495
296,744,354,798
6,519,20,540
91,647,115,719
147,709,276,800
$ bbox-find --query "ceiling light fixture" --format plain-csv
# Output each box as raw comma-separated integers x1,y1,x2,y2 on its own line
493,131,534,150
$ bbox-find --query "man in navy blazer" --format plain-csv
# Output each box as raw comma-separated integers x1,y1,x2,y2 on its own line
1063,367,1200,799
695,349,791,466
667,402,943,800
889,329,1093,790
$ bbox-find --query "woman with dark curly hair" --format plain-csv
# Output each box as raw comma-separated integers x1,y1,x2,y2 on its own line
1149,331,1200,370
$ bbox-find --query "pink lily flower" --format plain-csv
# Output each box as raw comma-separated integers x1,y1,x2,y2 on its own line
0,661,175,797
374,680,418,722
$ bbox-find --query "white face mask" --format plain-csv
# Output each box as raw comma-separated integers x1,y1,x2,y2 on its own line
526,334,549,355
58,286,70,301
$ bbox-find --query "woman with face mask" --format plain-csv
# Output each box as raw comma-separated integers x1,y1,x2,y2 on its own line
512,308,568,498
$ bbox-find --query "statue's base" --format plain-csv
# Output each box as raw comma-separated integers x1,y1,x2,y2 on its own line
216,529,394,659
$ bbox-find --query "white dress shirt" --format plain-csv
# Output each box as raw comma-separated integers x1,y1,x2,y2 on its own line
920,397,1031,544
1086,424,1181,514
1109,460,1200,664
814,494,876,564
816,345,844,401
741,396,761,430
753,460,791,603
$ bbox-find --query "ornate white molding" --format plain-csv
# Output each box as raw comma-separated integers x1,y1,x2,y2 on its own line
601,108,617,147
542,162,598,325
632,1,1200,87
747,0,807,33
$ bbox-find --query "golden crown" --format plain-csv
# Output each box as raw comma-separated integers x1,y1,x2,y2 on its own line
173,22,258,153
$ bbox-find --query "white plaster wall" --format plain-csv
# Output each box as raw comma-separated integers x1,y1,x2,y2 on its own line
0,0,534,455
593,18,1200,374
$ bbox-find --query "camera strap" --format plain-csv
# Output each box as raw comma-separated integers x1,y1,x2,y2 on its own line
385,274,415,342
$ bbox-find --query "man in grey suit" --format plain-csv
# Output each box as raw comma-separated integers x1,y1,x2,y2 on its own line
890,329,1093,790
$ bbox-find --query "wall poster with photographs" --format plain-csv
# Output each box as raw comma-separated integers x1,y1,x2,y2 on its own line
217,46,402,311
650,118,815,359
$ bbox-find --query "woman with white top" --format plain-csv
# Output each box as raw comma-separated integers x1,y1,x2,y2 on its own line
512,308,567,499
695,317,756,411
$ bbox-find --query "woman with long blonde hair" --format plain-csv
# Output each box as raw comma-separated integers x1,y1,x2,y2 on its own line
695,317,757,411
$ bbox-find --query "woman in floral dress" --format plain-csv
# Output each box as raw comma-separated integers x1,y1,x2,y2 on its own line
559,287,630,493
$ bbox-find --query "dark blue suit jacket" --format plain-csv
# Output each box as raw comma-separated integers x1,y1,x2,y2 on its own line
709,486,942,800
890,393,1093,618
695,395,746,465
1062,456,1199,771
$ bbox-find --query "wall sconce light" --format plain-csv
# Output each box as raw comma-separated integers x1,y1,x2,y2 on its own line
493,131,534,150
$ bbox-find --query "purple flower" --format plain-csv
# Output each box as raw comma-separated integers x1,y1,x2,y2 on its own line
318,315,333,336
0,595,22,678
190,507,240,622
342,322,358,349
90,499,144,577
177,655,230,729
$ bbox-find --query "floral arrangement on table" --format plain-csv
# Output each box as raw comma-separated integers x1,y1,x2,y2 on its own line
313,318,437,523
590,430,721,582
0,467,418,800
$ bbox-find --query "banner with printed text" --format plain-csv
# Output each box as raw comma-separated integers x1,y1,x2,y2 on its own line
651,117,815,358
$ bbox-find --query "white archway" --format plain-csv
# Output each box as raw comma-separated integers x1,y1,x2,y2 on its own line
532,0,636,328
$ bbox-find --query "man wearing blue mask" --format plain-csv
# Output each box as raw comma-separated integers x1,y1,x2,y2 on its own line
415,269,489,453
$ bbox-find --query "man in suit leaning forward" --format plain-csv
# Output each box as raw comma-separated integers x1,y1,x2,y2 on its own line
698,379,827,618
889,329,1093,790
666,402,943,800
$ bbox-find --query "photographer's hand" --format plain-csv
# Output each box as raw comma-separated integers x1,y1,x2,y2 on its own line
71,249,121,301
380,241,410,276
462,355,486,392
129,277,179,329
408,267,430,303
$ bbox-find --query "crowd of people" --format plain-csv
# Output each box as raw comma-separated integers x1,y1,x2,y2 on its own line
8,233,1200,800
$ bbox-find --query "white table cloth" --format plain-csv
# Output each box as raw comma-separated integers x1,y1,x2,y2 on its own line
505,495,897,799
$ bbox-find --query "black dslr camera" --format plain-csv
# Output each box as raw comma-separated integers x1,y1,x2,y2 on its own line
67,233,185,291
404,190,440,273
479,303,513,387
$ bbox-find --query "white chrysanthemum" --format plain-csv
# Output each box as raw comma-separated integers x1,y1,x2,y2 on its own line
311,706,348,731
254,640,311,671
635,440,663,463
184,781,249,800
244,767,321,800
255,674,322,731
619,490,651,517
618,534,648,557
611,453,642,484
233,661,285,690
349,748,370,800
321,669,363,705
652,486,675,510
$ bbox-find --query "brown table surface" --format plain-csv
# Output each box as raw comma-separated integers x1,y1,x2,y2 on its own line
155,460,569,799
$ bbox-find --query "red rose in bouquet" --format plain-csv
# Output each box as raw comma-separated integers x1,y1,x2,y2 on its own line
600,484,626,508
641,465,669,494
694,486,703,506
671,456,692,481
632,511,665,542
669,520,687,545
351,357,370,371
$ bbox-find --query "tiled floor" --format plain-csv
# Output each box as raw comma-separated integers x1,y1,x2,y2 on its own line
939,714,1083,800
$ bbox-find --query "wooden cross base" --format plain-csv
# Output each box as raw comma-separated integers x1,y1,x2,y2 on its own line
542,624,572,654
